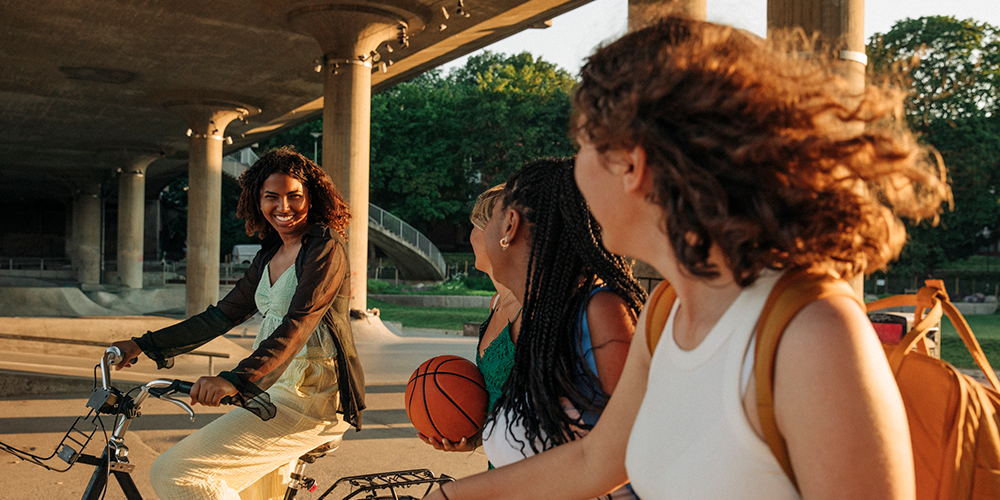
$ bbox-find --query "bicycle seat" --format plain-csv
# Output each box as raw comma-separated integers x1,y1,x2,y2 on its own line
298,436,342,463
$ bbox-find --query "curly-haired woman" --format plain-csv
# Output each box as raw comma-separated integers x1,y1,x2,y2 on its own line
111,146,365,500
424,16,950,500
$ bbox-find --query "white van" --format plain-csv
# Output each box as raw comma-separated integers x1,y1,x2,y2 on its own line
232,244,262,264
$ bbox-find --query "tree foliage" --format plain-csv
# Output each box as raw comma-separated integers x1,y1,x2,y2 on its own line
261,51,577,231
868,16,1000,274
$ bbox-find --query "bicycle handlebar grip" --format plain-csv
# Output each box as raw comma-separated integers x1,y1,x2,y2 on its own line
176,380,194,394
174,380,234,405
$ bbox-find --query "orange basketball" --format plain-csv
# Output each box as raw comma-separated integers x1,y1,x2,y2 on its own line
405,355,488,443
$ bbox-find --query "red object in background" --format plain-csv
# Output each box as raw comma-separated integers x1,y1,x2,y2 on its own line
869,312,909,345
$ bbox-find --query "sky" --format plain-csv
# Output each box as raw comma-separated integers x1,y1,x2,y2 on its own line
441,0,1000,75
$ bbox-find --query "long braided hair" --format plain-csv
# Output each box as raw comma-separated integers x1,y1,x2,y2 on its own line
489,157,647,454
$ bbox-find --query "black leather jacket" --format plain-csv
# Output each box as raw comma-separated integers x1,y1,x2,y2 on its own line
132,224,365,429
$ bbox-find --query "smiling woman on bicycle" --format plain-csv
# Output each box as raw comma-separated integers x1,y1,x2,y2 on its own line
111,146,364,500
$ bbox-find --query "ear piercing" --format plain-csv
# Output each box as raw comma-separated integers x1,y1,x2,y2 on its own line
500,236,509,250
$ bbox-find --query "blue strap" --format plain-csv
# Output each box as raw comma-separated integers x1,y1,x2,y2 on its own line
579,286,607,377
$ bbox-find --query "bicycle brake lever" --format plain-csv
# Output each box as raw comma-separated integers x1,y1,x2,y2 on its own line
158,394,196,422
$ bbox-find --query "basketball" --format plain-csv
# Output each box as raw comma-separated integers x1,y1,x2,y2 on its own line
405,355,488,443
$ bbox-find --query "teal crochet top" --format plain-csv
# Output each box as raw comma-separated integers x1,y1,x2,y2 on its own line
476,306,516,413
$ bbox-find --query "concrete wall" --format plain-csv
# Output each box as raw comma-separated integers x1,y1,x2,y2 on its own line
369,294,491,308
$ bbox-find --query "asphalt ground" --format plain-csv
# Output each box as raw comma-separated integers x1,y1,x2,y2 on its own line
0,323,489,500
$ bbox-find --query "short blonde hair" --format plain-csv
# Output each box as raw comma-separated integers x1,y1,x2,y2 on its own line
470,183,506,229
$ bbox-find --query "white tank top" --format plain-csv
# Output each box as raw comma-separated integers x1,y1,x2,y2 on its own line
625,271,799,500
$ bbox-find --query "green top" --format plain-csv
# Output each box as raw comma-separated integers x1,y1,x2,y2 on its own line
254,263,337,360
476,308,516,413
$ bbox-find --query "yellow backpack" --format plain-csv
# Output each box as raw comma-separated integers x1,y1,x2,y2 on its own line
645,269,1000,499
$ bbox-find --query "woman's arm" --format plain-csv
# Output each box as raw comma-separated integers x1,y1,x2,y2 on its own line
772,296,914,499
423,301,653,500
585,290,636,394
124,249,268,368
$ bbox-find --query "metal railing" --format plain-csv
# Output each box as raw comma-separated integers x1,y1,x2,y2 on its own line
368,203,446,276
222,147,260,180
227,147,259,166
1,257,72,271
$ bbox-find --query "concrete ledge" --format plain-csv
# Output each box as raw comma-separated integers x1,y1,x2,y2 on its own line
874,302,998,315
370,294,491,308
954,302,998,315
0,369,142,398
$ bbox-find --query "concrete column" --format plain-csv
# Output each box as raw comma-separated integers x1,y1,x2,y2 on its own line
262,0,431,311
73,181,102,286
157,96,258,317
324,51,373,311
116,155,158,289
629,0,706,26
768,0,866,91
145,197,161,262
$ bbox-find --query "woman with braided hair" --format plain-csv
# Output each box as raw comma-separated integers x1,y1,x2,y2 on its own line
476,158,646,498
425,15,950,500
421,162,645,492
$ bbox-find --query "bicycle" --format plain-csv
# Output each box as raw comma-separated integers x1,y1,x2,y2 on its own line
0,346,454,500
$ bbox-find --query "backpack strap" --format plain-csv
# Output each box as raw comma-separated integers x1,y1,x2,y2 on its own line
868,280,1000,391
645,280,677,355
753,268,862,490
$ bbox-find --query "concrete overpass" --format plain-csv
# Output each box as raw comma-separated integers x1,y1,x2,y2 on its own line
0,0,867,315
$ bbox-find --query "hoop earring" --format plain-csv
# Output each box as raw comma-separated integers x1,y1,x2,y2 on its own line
499,236,509,250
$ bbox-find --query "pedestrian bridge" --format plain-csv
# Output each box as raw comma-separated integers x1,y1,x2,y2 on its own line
367,204,446,281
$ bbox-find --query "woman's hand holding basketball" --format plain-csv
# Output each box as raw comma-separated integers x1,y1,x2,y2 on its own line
418,430,481,452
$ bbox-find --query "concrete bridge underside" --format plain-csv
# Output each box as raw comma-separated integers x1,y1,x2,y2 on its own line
0,0,866,313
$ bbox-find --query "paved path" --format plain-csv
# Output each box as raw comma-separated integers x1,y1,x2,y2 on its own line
0,323,488,500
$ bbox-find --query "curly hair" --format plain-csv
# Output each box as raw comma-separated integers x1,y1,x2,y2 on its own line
236,147,351,241
573,17,951,286
470,183,506,230
489,158,647,454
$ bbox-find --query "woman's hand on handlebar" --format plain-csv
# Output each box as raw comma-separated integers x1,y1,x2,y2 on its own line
418,430,481,452
189,376,238,407
110,340,142,370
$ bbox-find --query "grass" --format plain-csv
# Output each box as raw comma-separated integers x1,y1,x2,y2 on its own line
368,277,495,296
368,298,490,331
939,314,1000,370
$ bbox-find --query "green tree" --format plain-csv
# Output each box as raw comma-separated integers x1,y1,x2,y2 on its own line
451,52,578,189
868,17,1000,274
369,70,468,227
258,51,578,231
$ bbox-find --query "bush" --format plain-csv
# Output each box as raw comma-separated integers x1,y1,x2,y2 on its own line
366,277,494,296
460,273,496,291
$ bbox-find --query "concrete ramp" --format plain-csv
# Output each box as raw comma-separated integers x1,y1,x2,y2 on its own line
0,287,117,317
0,316,249,361
350,313,402,343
